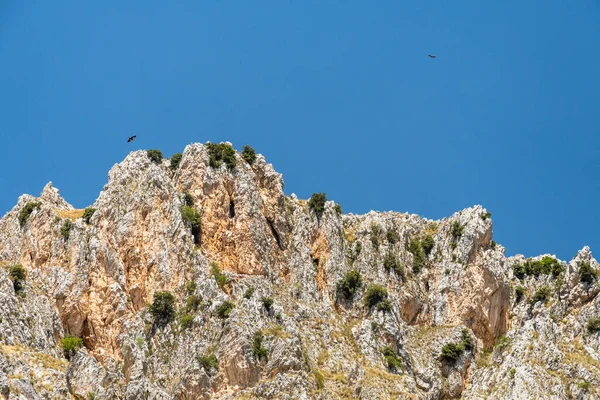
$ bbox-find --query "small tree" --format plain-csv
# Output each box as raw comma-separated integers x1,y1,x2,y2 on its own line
9,264,26,294
252,331,268,361
170,152,183,170
19,201,41,227
241,145,256,165
383,253,404,277
216,301,234,319
185,295,202,313
207,143,237,170
60,220,73,240
364,284,388,309
409,239,426,274
579,262,597,284
180,205,201,244
62,335,84,359
586,317,600,334
149,291,176,325
421,235,435,255
336,270,363,300
82,207,96,224
531,287,551,305
450,221,464,240
147,149,163,163
308,193,327,218
334,203,342,215
440,342,464,363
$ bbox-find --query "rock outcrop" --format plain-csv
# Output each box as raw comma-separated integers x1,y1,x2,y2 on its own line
0,142,598,399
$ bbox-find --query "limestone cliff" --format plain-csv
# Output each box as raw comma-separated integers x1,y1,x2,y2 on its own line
0,142,598,399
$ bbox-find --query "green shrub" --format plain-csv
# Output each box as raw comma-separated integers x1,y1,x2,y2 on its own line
586,317,600,334
308,193,327,217
211,262,227,289
409,239,426,274
578,381,591,391
490,241,497,250
440,342,463,363
481,212,492,220
509,368,516,379
147,149,163,163
336,270,363,300
494,335,512,350
62,335,84,359
243,287,255,299
461,329,475,351
386,230,400,244
381,346,402,371
198,354,219,374
515,286,526,303
241,145,256,165
183,192,194,207
450,221,464,240
207,143,237,170
364,284,388,309
383,253,404,277
513,263,526,280
19,201,41,227
334,203,342,215
421,235,435,255
60,220,73,240
528,257,564,277
579,261,597,284
185,281,197,296
185,295,202,313
179,314,194,330
82,207,96,224
170,152,183,170
216,301,234,319
261,297,274,312
376,300,392,312
180,205,201,244
9,264,26,294
530,287,551,305
149,291,176,324
252,331,268,361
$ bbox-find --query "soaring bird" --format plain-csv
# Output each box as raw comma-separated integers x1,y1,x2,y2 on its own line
428,54,436,59
127,135,137,143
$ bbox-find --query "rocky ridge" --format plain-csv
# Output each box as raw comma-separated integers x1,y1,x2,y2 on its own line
0,142,598,399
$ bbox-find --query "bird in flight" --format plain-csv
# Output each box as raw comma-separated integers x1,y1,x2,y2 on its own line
428,54,436,59
127,135,137,143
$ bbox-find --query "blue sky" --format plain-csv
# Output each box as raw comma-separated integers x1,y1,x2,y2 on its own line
0,1,598,261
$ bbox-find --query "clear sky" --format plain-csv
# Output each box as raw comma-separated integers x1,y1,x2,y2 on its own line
1,1,598,261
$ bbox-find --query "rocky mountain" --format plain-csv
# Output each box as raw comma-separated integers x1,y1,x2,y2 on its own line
0,142,598,400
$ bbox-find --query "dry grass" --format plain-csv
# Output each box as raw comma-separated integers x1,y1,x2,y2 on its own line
263,324,292,340
55,208,85,220
1,345,67,372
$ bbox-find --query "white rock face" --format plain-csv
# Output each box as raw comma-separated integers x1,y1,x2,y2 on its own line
0,142,598,399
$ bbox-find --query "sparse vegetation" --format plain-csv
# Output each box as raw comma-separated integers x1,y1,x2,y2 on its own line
241,145,256,165
409,239,426,273
149,291,176,324
198,354,219,374
440,342,463,363
147,149,163,163
383,252,404,277
185,281,197,296
509,368,516,379
513,257,564,280
62,335,84,359
421,235,435,255
334,203,342,215
515,286,526,303
82,207,96,224
180,205,201,244
376,300,392,312
381,346,402,371
216,301,234,319
586,317,600,334
211,262,227,289
578,381,591,391
364,284,389,311
579,261,597,284
179,314,194,330
184,295,202,313
481,212,492,220
60,220,73,240
252,331,268,361
370,223,382,250
170,152,182,170
9,264,26,294
19,201,41,227
336,270,363,300
531,287,551,305
386,230,399,244
308,193,327,218
461,329,475,351
261,297,274,312
243,287,255,299
207,142,237,170
450,221,464,240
